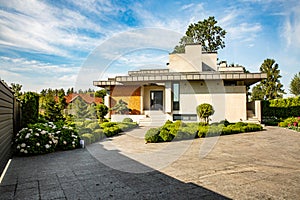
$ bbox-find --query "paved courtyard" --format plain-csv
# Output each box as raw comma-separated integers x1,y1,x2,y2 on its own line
0,126,299,199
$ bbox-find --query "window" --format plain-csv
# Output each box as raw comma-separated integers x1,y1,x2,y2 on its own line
173,114,197,121
172,83,180,110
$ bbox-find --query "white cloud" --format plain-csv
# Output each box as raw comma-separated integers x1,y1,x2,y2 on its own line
0,0,107,57
282,5,300,48
180,3,194,11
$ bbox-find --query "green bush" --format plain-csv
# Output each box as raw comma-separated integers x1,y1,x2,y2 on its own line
103,126,121,137
100,122,117,129
78,127,92,135
262,97,300,119
159,129,174,142
15,121,79,155
80,133,94,145
122,118,133,123
278,117,300,127
206,125,222,137
86,122,100,130
198,126,208,137
176,124,198,140
145,128,160,143
117,122,138,131
93,129,105,141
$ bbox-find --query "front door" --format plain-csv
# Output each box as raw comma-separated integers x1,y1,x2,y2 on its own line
150,91,163,110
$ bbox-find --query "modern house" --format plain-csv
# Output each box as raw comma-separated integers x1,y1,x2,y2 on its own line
93,44,267,126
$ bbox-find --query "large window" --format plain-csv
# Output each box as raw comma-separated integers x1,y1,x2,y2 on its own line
172,83,180,110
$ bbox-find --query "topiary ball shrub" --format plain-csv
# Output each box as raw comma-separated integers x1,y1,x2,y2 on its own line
145,128,160,143
122,118,133,123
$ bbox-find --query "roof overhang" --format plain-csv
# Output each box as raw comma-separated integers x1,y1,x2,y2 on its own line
93,72,267,87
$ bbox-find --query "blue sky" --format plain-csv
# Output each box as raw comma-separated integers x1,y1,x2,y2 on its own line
0,0,299,95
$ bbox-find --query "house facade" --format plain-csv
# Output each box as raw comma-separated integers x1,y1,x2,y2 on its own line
93,44,266,126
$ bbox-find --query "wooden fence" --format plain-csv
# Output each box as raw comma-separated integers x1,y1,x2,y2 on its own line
0,81,21,174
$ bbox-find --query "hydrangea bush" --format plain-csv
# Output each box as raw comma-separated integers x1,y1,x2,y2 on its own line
15,121,80,155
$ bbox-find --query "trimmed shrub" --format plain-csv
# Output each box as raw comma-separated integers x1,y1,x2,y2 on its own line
159,129,174,142
103,126,121,137
117,122,138,131
206,125,222,137
198,126,209,137
145,128,160,143
78,127,92,135
80,133,94,145
100,122,117,129
93,129,105,140
122,118,133,123
86,122,100,130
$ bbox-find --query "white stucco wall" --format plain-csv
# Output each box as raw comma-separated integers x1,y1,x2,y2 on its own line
177,80,247,122
168,45,217,72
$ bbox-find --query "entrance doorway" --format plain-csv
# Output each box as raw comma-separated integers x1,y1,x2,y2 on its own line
150,91,163,110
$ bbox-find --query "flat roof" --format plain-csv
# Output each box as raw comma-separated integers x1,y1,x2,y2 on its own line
93,69,267,87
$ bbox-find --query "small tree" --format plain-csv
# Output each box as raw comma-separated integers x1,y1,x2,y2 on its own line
21,92,39,127
73,97,89,119
10,83,22,99
95,104,108,123
196,103,214,124
95,89,107,98
290,72,300,96
44,96,64,122
112,99,129,114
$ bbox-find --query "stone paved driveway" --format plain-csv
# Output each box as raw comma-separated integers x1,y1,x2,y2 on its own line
0,126,299,199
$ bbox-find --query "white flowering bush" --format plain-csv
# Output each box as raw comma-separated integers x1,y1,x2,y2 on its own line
15,121,80,155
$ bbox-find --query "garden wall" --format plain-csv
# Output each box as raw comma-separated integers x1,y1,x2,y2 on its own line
0,81,21,174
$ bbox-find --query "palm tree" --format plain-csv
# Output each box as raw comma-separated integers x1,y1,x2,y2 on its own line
259,59,285,100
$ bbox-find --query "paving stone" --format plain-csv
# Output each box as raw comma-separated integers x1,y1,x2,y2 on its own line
0,185,15,200
40,188,65,200
14,187,39,200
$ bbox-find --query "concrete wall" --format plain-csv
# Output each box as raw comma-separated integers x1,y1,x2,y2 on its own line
168,45,217,72
177,80,247,122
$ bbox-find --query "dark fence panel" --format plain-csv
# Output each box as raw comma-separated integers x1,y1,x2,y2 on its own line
0,81,20,174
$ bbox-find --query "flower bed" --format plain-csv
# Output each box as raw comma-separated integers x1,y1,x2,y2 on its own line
15,121,80,155
278,117,300,132
145,120,263,143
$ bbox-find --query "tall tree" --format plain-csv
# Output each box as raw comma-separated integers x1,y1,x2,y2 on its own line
10,83,22,99
250,84,265,101
186,16,226,52
172,36,194,53
251,59,285,100
289,72,300,96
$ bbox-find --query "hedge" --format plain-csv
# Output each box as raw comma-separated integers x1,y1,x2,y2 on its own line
145,120,263,143
262,97,300,119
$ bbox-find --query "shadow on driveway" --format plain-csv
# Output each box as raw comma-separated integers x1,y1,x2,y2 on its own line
0,140,230,200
